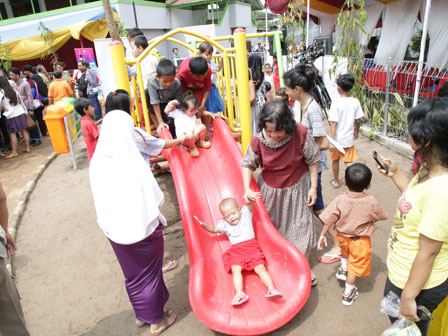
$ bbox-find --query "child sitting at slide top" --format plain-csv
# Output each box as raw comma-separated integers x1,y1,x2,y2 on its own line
198,42,224,116
177,56,211,115
147,59,183,137
164,93,213,158
194,197,282,306
318,163,388,306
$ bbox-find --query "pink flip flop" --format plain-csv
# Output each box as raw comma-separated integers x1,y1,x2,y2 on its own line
318,253,341,264
231,293,249,306
265,289,283,299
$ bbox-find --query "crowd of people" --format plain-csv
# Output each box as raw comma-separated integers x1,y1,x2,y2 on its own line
0,60,101,160
1,27,447,336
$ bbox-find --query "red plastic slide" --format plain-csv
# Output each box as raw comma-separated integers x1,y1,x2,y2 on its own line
161,117,311,335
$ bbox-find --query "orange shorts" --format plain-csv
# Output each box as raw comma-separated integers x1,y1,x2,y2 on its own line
337,233,372,277
329,145,358,163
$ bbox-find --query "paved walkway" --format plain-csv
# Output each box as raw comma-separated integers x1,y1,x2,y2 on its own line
11,133,413,336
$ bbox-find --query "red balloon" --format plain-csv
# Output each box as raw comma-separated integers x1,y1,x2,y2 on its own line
265,0,290,15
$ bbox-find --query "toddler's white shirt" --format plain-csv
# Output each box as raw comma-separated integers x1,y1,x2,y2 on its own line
170,108,197,139
217,206,255,245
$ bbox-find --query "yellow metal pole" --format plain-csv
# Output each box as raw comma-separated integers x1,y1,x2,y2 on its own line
110,41,131,94
131,76,141,127
222,51,235,129
135,61,152,134
230,56,238,126
233,28,251,153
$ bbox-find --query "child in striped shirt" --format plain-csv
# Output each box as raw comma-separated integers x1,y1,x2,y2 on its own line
318,163,388,306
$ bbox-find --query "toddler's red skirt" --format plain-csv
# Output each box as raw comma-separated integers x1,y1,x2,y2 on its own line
222,238,266,273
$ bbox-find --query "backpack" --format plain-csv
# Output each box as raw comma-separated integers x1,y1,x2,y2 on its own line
77,73,87,95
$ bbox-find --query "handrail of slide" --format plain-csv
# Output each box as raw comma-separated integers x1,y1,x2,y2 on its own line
160,117,311,335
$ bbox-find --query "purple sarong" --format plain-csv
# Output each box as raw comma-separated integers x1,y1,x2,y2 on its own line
109,224,169,324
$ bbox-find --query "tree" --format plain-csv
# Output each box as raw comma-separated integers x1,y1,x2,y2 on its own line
0,38,11,71
38,21,59,70
101,0,122,43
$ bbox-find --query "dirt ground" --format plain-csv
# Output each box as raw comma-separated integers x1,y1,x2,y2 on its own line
0,135,54,212
12,133,413,336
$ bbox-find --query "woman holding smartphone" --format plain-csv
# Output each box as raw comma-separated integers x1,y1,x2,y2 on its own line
377,98,448,335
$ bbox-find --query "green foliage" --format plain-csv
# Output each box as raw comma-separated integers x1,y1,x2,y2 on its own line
251,10,269,30
330,0,367,85
388,92,407,131
38,21,59,70
362,88,384,139
118,21,128,37
280,3,305,63
410,29,429,61
0,37,11,71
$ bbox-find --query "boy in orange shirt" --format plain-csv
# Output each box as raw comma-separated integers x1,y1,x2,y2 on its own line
48,71,73,104
318,163,387,306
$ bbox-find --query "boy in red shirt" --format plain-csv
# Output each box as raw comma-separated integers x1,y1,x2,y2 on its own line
74,98,99,162
177,56,212,115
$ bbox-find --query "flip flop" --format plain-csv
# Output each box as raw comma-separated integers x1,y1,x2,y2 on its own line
329,179,340,189
22,149,31,153
318,253,342,264
265,289,283,298
151,311,176,336
231,293,249,306
5,153,18,159
162,260,178,273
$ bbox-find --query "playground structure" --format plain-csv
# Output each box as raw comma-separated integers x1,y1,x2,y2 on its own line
109,28,310,335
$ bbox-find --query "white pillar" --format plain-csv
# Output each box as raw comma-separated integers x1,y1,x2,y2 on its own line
412,0,431,107
306,0,310,46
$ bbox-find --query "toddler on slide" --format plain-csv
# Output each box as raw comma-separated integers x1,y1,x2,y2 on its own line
194,197,282,306
165,93,213,158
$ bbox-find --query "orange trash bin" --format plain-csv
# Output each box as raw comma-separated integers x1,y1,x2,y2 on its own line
44,104,69,154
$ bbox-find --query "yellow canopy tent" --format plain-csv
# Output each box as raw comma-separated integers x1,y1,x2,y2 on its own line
1,8,119,61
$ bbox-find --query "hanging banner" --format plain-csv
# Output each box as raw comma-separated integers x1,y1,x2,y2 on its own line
74,48,101,82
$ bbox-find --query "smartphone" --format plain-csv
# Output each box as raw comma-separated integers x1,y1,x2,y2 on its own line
372,151,389,174
417,305,433,321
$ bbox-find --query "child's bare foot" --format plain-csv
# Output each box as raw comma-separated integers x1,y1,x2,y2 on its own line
198,141,211,149
190,147,199,157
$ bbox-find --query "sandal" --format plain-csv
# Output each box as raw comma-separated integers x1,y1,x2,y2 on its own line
5,153,18,160
162,260,178,273
231,292,249,306
318,252,341,264
22,149,31,153
150,311,176,336
265,289,283,298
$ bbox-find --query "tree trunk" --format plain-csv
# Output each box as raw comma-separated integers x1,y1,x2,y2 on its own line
101,0,122,42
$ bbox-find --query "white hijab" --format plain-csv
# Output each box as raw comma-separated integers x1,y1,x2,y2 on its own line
89,110,165,244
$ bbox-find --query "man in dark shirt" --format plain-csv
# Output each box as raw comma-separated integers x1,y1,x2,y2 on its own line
22,65,48,138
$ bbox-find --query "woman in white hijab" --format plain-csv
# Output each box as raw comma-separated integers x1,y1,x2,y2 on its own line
89,90,176,334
